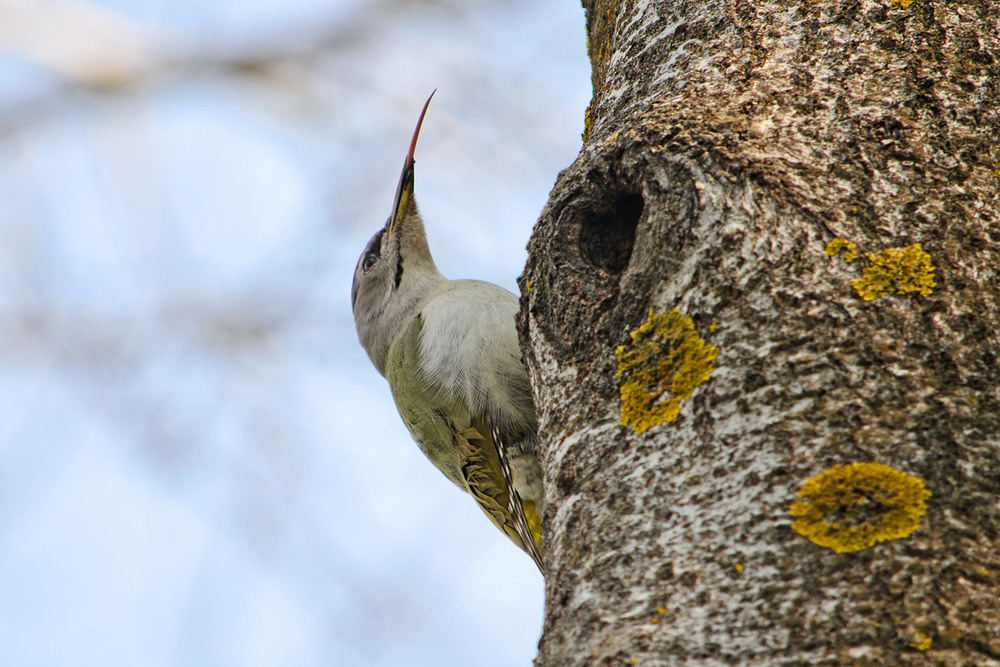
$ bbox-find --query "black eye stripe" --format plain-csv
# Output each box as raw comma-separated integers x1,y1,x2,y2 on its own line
367,228,386,258
358,227,387,275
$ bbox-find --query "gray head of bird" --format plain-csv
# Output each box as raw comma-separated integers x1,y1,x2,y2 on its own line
352,92,444,376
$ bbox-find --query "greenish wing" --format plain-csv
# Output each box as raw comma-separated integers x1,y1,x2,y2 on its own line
387,314,543,571
386,313,466,489
455,418,531,552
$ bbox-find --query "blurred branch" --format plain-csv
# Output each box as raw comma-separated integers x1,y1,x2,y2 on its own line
0,291,311,373
0,0,156,86
0,0,469,135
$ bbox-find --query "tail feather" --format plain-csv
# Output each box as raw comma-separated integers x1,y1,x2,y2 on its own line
492,425,544,573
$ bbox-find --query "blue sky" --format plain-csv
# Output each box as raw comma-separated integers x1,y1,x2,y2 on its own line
0,0,591,665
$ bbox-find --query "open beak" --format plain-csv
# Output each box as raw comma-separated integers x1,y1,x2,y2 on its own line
387,90,436,236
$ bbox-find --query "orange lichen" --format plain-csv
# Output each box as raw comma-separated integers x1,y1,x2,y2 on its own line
891,0,914,7
850,243,936,301
825,238,860,263
789,462,931,553
615,310,719,433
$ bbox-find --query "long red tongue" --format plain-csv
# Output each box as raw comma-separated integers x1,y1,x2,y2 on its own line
406,90,436,168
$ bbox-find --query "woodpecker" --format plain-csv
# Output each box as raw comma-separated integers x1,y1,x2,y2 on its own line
351,93,543,571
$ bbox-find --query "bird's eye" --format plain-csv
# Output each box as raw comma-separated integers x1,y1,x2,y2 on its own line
362,254,378,273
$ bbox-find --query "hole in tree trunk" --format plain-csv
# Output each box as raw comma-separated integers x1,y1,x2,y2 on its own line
578,191,643,274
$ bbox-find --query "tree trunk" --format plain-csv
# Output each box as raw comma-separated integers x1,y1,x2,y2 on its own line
518,0,1000,664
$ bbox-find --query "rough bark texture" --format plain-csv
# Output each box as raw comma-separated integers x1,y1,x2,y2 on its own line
519,0,1000,664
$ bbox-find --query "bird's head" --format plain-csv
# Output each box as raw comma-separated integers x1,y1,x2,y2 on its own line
352,92,443,374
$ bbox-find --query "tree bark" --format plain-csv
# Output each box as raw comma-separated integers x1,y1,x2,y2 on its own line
519,0,1000,664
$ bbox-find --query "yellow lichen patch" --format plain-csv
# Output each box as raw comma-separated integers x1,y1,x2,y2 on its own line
850,243,936,301
891,0,914,7
790,462,931,553
616,309,719,433
825,238,860,263
734,563,744,572
909,632,932,650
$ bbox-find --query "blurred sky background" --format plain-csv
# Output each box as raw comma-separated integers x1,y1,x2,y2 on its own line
0,1,591,665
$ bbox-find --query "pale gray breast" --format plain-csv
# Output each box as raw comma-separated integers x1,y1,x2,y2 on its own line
416,280,534,434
